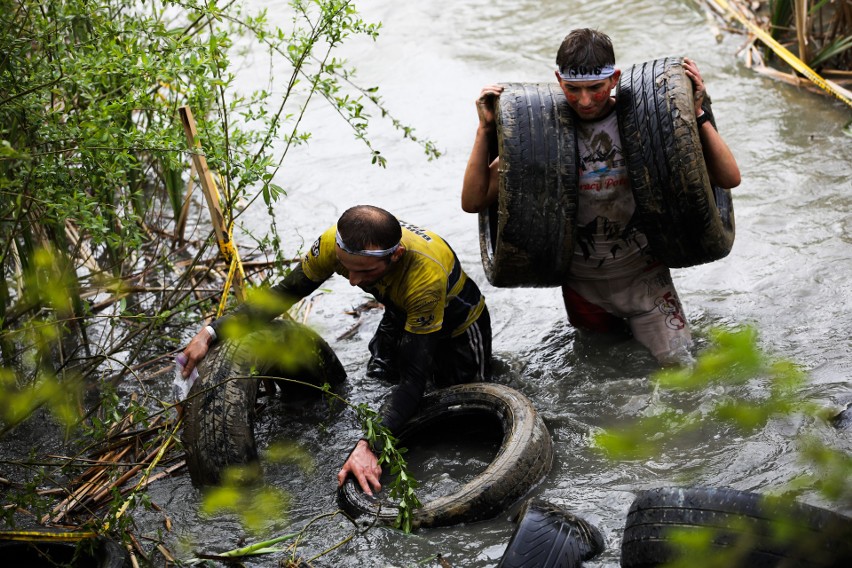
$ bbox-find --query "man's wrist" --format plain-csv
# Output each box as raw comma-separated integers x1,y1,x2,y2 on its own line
696,111,710,128
204,325,217,344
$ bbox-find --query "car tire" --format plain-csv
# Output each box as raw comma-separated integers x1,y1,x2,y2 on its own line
181,319,346,486
497,499,605,567
479,82,578,287
338,382,553,529
620,486,852,567
616,57,735,268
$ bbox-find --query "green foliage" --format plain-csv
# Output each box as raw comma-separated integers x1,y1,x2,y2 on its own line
190,530,301,561
764,0,852,68
768,0,794,41
0,0,441,554
0,247,83,433
201,463,295,534
594,324,852,562
594,326,826,461
1,0,441,383
810,35,852,68
657,520,763,568
353,402,422,533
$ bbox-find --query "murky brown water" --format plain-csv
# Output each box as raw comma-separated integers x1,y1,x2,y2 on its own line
6,0,852,566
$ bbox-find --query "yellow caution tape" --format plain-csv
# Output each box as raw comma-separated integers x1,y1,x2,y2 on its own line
214,228,247,317
713,0,852,108
0,530,98,542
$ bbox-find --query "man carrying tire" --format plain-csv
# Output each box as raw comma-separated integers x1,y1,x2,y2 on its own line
461,28,741,365
180,205,492,495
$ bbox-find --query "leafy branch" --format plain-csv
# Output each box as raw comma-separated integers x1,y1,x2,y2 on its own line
594,325,851,505
349,400,423,533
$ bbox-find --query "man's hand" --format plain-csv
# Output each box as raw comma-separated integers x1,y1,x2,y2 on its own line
682,57,706,116
181,326,214,378
475,84,504,129
337,439,382,496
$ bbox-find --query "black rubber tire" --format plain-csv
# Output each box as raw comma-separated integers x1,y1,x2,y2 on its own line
337,382,553,529
621,487,852,567
616,57,735,268
830,398,852,429
181,319,346,486
0,535,130,567
479,82,578,287
497,499,605,567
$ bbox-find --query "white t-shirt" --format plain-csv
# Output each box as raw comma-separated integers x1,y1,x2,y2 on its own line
570,109,653,280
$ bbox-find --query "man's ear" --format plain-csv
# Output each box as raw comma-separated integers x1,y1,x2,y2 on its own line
390,245,405,263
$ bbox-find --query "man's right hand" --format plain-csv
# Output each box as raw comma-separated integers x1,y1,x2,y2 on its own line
337,439,382,496
181,326,214,378
475,84,504,129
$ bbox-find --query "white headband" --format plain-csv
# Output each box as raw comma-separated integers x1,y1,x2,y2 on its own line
335,230,400,258
557,64,615,82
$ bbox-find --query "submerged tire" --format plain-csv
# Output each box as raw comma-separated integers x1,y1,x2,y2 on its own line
338,383,553,529
616,57,735,268
181,319,346,486
480,83,578,287
0,533,130,568
621,486,852,567
497,499,605,568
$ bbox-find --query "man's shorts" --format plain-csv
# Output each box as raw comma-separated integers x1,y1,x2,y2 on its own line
562,263,693,365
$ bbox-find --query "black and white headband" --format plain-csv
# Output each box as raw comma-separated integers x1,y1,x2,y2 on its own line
556,64,615,82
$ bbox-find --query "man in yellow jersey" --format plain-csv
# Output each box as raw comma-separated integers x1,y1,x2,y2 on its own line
181,205,492,495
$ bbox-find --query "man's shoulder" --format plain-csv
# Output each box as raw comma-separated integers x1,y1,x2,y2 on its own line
301,225,338,278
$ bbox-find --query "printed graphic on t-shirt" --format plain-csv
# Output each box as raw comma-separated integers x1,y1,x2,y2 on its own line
573,112,647,278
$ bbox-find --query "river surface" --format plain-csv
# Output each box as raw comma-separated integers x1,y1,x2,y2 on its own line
15,0,852,566
170,0,852,566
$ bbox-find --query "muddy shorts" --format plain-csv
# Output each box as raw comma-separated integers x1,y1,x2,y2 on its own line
562,263,693,365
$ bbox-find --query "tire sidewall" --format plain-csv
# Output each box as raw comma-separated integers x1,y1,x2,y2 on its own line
181,320,345,486
338,383,553,529
621,486,852,567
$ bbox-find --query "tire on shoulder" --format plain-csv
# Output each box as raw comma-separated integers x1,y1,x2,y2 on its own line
181,319,346,486
621,486,852,567
616,57,735,268
337,382,553,529
479,83,578,287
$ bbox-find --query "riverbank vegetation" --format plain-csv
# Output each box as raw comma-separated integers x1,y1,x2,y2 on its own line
1,0,435,561
704,0,852,104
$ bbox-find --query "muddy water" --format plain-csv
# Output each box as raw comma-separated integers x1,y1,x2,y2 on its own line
162,0,851,566
12,0,852,566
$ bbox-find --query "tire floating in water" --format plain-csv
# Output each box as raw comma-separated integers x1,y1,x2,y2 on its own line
181,319,346,486
620,486,852,567
497,498,605,568
338,382,553,529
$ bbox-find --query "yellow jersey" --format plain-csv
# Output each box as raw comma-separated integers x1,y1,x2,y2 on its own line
301,221,485,337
